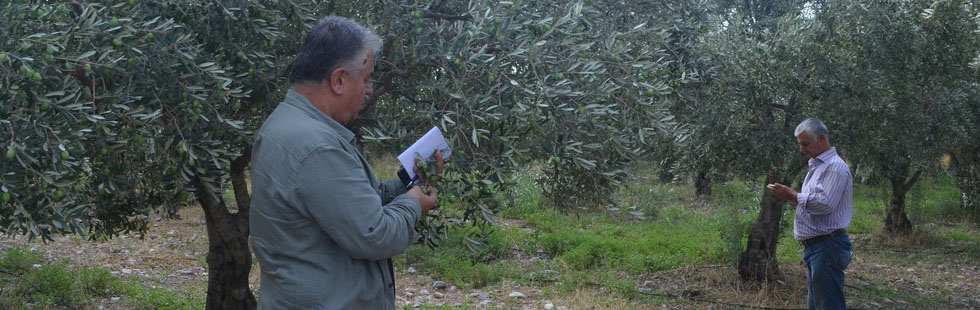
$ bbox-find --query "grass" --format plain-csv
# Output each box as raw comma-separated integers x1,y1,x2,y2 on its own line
398,226,530,289
399,165,726,290
532,212,723,272
858,283,953,308
0,246,204,309
396,160,975,308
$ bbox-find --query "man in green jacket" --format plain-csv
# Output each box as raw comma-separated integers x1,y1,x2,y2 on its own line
250,16,440,309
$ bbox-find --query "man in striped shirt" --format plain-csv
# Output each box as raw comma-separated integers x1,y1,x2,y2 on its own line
767,118,853,310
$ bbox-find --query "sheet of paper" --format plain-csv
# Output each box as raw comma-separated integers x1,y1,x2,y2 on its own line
398,126,452,181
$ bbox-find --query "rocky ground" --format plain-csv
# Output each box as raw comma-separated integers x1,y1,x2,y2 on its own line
2,206,978,309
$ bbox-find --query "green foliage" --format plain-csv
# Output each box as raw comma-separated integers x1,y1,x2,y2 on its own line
906,175,962,221
0,246,42,273
534,215,723,273
713,182,758,266
0,247,202,309
817,0,979,230
952,163,980,221
496,163,544,219
398,226,528,288
0,0,314,240
357,0,691,218
851,185,888,233
851,175,967,234
774,219,803,264
607,161,697,220
539,160,617,211
402,165,972,305
122,285,205,310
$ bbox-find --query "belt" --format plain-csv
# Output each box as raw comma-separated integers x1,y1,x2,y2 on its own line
801,228,846,247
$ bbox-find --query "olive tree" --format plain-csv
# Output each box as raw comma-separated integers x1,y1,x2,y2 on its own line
815,0,980,234
950,2,980,221
350,0,690,218
694,0,819,282
1,1,318,308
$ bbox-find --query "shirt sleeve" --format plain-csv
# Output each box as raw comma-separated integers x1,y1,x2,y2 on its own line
378,179,408,205
796,164,852,215
294,146,421,260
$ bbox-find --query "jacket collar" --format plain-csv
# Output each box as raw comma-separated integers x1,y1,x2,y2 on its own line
284,89,356,145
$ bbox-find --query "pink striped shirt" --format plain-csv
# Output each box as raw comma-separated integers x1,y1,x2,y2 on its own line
794,147,853,240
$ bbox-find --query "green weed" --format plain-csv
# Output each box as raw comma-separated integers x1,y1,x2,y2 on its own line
712,181,758,266
0,246,42,273
0,247,203,309
398,226,529,288
398,164,970,306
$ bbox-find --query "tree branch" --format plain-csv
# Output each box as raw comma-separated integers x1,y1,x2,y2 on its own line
194,177,233,237
230,147,251,214
766,103,787,110
232,84,269,118
423,12,472,21
905,169,923,189
431,0,448,12
230,147,251,234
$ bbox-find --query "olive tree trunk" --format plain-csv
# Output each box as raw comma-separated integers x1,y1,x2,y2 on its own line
194,150,257,310
694,170,711,198
737,171,789,282
884,167,922,235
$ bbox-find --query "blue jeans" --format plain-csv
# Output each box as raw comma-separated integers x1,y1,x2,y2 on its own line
803,232,852,310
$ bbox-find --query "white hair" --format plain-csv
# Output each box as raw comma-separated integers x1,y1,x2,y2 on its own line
794,117,829,141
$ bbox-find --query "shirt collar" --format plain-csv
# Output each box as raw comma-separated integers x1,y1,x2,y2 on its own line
809,147,837,167
284,89,356,145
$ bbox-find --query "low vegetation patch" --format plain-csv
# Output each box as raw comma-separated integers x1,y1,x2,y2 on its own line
0,246,203,310
397,164,979,308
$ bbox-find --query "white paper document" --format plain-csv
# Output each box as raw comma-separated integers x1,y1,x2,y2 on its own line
398,126,452,181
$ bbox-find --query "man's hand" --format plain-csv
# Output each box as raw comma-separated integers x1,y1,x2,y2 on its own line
413,151,444,185
766,183,799,205
407,185,438,216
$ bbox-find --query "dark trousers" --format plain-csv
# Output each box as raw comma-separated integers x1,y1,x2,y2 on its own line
803,232,852,310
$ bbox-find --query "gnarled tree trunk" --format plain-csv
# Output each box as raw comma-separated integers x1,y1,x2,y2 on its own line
694,170,711,198
884,167,921,235
738,171,787,282
737,98,803,283
195,150,257,310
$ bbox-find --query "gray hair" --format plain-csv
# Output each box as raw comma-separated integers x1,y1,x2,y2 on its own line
289,16,383,84
794,117,830,141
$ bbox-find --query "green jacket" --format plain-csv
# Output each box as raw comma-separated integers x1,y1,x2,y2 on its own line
250,89,421,309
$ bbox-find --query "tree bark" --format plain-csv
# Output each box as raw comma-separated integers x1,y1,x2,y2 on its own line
738,171,786,282
952,153,980,220
195,150,257,310
694,170,711,198
884,168,921,235
956,167,980,220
